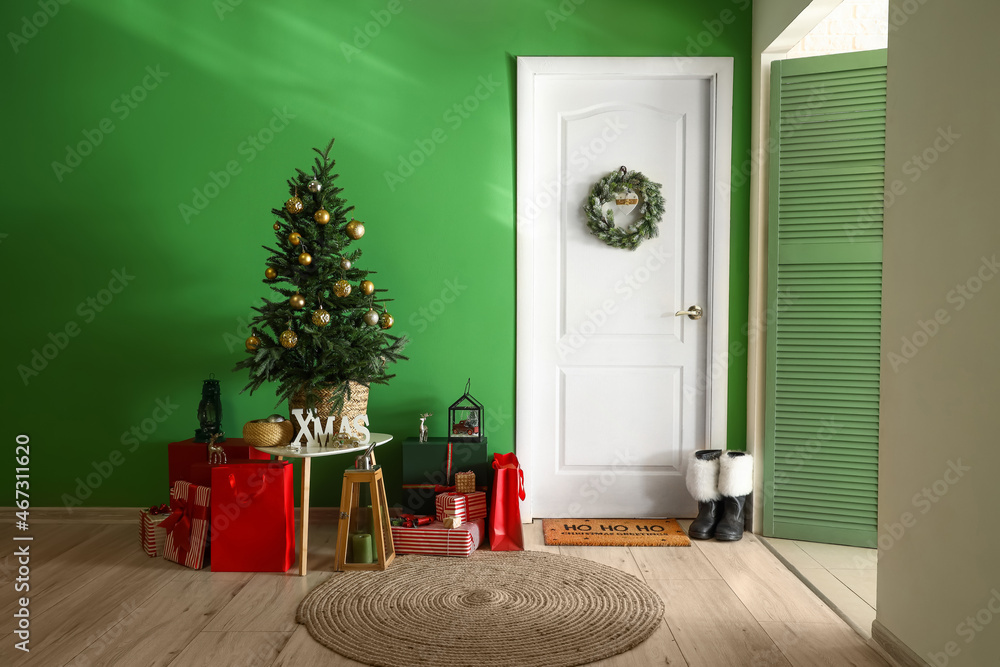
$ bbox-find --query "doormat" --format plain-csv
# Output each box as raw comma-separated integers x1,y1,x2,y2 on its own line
542,518,690,547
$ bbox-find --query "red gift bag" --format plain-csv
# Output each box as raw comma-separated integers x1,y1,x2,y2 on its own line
489,452,525,551
210,462,295,572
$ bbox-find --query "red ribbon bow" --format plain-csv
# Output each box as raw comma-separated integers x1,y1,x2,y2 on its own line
147,503,170,515
158,497,192,552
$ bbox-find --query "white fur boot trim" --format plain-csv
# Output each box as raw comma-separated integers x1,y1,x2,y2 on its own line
718,452,754,498
686,451,721,502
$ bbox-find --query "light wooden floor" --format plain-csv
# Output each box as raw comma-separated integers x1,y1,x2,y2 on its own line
0,517,893,667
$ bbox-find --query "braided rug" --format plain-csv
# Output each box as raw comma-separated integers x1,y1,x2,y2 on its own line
296,550,664,667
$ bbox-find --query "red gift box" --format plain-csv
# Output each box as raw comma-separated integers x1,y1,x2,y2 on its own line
162,481,211,569
210,462,295,572
167,438,269,490
391,518,484,557
435,491,487,523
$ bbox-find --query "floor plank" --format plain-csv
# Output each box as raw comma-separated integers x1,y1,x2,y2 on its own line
590,620,689,666
760,621,891,666
829,568,878,608
795,568,877,638
558,545,643,578
205,571,332,633
523,519,560,553
651,579,791,667
629,542,722,581
269,625,365,666
696,534,842,625
62,570,251,667
762,537,824,571
169,631,290,667
795,540,877,570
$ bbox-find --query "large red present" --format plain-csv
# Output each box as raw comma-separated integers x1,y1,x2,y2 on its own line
391,518,484,557
435,491,487,523
167,438,269,490
139,506,170,557
162,481,211,569
210,462,295,572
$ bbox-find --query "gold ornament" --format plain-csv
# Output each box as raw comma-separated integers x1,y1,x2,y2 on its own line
245,335,261,352
363,309,380,326
298,252,312,266
360,280,375,296
289,232,301,246
273,222,281,231
307,179,322,193
265,267,277,280
290,293,305,309
346,219,365,240
312,308,331,327
380,312,394,329
314,208,330,225
285,196,304,214
333,280,352,297
279,329,298,348
340,257,352,270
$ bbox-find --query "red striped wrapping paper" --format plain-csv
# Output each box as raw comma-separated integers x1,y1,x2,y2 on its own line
139,509,168,557
163,480,211,569
434,491,487,523
391,518,485,557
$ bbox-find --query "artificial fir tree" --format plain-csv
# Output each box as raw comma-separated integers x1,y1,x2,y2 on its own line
235,139,407,415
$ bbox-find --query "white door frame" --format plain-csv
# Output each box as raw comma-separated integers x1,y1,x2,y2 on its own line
515,56,733,522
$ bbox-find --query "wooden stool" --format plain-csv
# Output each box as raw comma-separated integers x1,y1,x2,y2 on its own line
335,466,395,571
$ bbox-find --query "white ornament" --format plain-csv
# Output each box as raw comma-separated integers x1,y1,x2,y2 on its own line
601,189,640,228
290,409,371,447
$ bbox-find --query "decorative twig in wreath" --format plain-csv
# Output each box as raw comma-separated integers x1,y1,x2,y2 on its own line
583,166,664,251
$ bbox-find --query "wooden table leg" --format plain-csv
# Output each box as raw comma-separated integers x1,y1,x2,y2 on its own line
299,457,311,576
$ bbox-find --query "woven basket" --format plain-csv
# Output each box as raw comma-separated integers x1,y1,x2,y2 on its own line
243,419,294,447
289,381,369,435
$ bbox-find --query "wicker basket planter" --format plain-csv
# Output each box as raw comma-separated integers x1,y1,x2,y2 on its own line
289,381,369,435
242,419,294,447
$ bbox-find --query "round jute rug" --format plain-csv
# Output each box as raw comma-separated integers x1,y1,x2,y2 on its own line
296,550,664,667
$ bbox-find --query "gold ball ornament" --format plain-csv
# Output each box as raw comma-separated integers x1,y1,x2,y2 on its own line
288,232,301,246
314,209,330,225
273,222,281,231
363,309,380,326
333,280,352,298
346,219,365,240
245,335,261,352
279,330,298,349
290,293,306,309
298,252,312,266
340,257,352,270
285,196,304,214
380,312,395,329
265,267,277,280
359,280,375,296
311,308,331,327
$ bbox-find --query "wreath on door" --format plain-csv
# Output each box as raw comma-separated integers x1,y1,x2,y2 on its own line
583,167,664,251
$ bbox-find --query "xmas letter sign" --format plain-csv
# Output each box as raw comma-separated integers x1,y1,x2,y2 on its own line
290,409,371,447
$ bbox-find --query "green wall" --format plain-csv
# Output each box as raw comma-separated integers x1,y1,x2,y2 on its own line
2,0,751,508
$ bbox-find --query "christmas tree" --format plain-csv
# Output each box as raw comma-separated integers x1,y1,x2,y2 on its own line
235,139,407,415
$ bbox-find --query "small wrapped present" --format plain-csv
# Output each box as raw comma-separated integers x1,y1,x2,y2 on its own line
435,491,487,523
391,518,485,557
139,504,170,557
454,471,476,494
162,480,211,569
443,516,462,529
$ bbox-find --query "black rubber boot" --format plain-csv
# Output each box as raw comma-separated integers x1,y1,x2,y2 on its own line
715,451,753,542
685,450,722,540
714,495,747,541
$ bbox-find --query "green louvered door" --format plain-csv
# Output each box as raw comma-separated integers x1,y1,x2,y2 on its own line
764,49,886,548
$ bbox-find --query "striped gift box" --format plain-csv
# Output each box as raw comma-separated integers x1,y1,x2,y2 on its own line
391,518,484,557
139,509,168,557
434,491,487,523
162,480,211,569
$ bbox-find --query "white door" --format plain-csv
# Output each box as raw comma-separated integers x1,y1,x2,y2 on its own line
516,57,733,519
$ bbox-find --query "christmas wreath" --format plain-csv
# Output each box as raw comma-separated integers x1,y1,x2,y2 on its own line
583,167,664,250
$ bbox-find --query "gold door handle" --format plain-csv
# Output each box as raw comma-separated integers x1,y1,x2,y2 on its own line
674,305,704,320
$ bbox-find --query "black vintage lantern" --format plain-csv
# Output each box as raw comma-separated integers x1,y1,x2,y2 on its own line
448,378,484,443
194,374,226,443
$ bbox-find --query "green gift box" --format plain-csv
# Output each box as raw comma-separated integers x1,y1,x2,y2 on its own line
402,437,490,516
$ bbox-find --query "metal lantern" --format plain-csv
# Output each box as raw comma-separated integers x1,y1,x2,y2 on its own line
448,378,484,443
194,374,226,443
